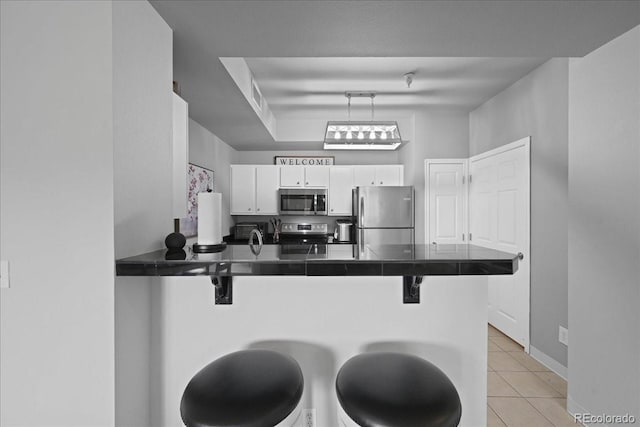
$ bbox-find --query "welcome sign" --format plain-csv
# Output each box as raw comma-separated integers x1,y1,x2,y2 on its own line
275,156,334,166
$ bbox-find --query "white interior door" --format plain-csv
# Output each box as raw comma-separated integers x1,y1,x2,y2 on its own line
469,138,530,350
425,160,467,244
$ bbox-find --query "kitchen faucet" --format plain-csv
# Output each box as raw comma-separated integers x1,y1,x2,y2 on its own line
248,228,263,255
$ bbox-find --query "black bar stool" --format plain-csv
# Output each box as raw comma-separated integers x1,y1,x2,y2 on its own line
181,350,304,427
336,352,462,427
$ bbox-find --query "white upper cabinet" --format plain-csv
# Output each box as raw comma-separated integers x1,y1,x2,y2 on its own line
328,167,354,215
304,167,330,187
231,164,403,216
171,93,189,218
230,165,257,214
353,166,376,187
231,165,279,215
374,165,403,186
280,166,329,187
279,166,304,187
255,166,279,214
353,165,403,187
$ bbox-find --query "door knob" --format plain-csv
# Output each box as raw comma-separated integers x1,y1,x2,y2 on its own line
518,252,524,260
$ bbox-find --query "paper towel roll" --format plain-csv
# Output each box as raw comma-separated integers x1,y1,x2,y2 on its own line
197,192,222,245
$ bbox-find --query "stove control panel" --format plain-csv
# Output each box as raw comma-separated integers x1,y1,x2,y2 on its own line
280,223,328,235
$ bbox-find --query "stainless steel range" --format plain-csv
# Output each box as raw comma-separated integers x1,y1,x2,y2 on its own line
279,222,329,244
277,223,329,259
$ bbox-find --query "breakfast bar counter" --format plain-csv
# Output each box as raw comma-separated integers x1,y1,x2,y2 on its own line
120,243,520,426
116,243,518,277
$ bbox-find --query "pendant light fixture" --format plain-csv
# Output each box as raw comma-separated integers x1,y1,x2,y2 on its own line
324,92,402,150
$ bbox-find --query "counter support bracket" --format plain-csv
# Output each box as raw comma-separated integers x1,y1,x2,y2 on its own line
403,276,423,304
211,276,232,304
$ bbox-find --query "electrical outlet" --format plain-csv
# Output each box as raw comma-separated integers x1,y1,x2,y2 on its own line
559,326,568,346
301,408,316,427
0,260,9,289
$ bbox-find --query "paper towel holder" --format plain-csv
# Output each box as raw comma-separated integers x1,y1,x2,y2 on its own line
193,242,227,253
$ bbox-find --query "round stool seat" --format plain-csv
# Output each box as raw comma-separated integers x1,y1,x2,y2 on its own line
181,350,304,427
336,352,462,427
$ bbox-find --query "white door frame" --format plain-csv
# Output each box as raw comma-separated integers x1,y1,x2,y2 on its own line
469,137,531,352
424,159,468,245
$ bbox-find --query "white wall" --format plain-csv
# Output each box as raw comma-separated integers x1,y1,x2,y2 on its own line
189,119,237,236
113,2,173,426
469,59,569,369
401,111,470,244
568,26,640,420
0,1,115,425
153,275,489,426
218,58,277,139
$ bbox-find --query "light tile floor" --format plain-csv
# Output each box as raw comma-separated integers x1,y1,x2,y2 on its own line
487,325,581,426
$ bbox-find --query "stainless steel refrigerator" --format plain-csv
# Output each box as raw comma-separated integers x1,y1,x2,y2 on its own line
353,186,415,246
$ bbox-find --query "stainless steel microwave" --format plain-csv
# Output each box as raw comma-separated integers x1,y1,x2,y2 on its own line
278,188,327,215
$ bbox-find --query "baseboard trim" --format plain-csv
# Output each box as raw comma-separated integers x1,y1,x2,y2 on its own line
529,345,568,380
567,397,595,427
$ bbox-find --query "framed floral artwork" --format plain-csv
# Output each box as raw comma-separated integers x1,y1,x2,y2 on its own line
178,163,214,237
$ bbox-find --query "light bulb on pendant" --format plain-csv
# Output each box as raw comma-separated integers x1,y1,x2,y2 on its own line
357,131,364,140
380,131,387,140
369,130,376,140
346,131,352,140
334,131,341,139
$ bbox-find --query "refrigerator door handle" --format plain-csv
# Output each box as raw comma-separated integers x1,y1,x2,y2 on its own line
359,195,364,227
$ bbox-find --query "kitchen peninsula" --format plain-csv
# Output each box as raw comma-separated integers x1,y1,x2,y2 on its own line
117,242,517,426
117,243,517,301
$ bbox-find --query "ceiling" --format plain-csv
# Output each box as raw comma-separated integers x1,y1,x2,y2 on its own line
150,1,640,151
244,57,548,118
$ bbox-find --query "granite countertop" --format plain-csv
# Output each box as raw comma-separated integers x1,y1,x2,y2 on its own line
116,243,519,277
223,234,356,245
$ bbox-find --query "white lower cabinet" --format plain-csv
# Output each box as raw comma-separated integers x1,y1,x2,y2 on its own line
329,167,354,215
230,165,279,215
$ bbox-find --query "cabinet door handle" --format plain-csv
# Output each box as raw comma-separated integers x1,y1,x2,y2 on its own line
380,181,383,184
297,181,300,185
256,208,260,212
305,182,309,185
371,181,375,185
248,208,252,211
330,208,334,212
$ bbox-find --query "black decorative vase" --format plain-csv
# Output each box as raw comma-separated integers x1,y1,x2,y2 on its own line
165,232,186,249
165,248,187,260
